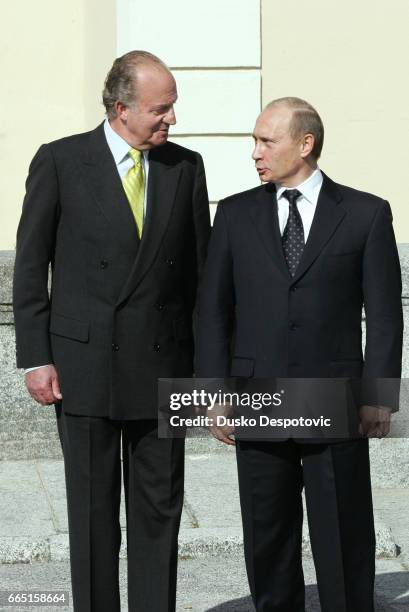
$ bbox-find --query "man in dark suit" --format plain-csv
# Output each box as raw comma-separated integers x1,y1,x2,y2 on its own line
13,50,210,612
196,97,402,611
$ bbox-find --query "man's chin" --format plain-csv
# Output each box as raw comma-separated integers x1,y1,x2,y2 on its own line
150,132,169,147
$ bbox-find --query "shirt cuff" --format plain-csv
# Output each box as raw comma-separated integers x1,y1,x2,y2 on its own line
24,365,52,374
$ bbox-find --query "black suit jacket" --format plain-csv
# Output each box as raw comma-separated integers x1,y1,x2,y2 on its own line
196,174,403,414
13,123,211,419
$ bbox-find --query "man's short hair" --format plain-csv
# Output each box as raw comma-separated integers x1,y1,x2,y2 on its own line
102,50,169,119
265,97,324,160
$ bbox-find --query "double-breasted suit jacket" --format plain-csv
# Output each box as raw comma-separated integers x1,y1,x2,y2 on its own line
13,122,211,419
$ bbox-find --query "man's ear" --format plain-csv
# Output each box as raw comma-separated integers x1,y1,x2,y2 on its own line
300,133,315,158
114,100,128,121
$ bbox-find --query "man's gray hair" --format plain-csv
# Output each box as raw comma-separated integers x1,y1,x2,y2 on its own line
102,50,170,119
265,97,324,160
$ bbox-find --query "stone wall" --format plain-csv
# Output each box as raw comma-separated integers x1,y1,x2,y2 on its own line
1,249,409,486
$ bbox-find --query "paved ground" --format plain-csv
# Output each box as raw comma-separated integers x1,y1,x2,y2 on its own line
0,453,404,563
0,448,408,610
0,556,408,611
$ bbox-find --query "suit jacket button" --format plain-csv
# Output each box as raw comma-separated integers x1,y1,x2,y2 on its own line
100,260,108,269
153,343,161,352
112,343,119,351
289,323,298,331
166,258,174,267
155,302,165,311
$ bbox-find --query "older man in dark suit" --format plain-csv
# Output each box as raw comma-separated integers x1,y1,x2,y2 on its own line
13,50,210,612
196,97,402,612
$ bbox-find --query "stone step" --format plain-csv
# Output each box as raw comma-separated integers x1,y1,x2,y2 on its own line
0,457,404,566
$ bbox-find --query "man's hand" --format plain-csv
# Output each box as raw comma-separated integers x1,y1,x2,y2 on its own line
25,365,62,405
208,403,235,446
359,405,391,438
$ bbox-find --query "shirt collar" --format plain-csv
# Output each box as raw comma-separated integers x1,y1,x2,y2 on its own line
276,167,323,205
103,118,149,165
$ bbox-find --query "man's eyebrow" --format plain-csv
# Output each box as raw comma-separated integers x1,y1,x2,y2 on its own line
252,134,273,142
151,101,177,111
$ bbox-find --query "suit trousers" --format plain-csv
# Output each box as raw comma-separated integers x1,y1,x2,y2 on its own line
55,407,185,612
235,438,375,612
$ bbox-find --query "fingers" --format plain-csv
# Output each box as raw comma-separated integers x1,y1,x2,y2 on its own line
209,425,236,446
361,419,390,438
51,374,63,401
26,379,54,404
376,407,391,437
362,423,382,438
206,403,235,444
25,365,62,405
377,419,390,438
359,404,391,439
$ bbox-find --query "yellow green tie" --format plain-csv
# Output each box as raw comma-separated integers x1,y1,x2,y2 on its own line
122,148,145,238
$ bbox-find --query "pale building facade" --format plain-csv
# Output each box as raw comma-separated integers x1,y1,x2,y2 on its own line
2,0,408,247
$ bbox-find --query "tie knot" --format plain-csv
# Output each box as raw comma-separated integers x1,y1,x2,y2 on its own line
283,189,302,207
128,148,142,166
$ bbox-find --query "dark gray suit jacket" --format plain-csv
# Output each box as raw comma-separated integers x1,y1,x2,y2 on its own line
196,174,403,412
13,123,211,419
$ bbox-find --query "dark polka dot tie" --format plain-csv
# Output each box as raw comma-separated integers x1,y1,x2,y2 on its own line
281,189,304,276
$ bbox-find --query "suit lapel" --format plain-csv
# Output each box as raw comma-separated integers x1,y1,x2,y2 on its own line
249,183,291,280
292,173,346,283
80,123,140,258
248,174,346,283
115,144,182,306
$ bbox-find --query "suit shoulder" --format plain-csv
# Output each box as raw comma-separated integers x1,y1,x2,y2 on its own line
335,181,387,210
26,129,96,173
219,184,267,207
45,129,95,151
321,172,391,223
164,140,203,164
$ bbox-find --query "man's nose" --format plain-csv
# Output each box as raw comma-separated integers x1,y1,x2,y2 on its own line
252,145,261,160
165,106,176,125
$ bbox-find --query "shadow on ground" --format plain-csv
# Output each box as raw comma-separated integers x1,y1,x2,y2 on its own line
205,584,320,611
375,570,409,610
205,572,409,611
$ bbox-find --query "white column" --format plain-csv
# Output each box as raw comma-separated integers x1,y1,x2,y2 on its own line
117,0,262,210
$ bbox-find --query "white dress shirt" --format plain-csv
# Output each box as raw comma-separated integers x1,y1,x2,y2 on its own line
276,167,323,241
25,120,149,374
